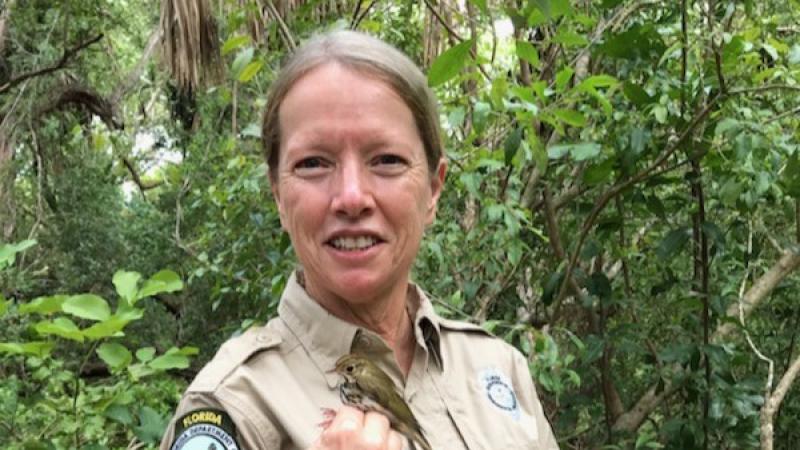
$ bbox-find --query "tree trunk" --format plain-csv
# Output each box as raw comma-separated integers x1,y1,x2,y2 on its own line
0,124,15,241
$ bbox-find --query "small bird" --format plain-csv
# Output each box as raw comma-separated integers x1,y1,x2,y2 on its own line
332,353,433,450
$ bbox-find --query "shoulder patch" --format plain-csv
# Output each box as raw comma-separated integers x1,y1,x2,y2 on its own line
438,317,495,337
189,326,282,392
478,367,521,421
170,408,240,450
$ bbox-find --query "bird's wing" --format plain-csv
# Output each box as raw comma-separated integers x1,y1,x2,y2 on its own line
356,366,422,430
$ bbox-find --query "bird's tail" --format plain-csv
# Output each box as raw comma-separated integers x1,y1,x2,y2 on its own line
408,430,433,450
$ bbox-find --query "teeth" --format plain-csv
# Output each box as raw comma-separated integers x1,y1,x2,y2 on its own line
331,236,378,251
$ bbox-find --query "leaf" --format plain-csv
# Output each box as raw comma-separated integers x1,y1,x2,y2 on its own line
467,0,488,15
598,24,666,62
82,309,143,340
428,39,474,87
515,40,540,67
554,109,587,127
19,295,68,315
552,30,588,47
230,47,254,78
35,318,84,342
0,239,36,269
148,348,190,371
136,270,183,302
503,127,522,166
136,347,156,362
656,228,690,261
714,118,740,137
555,67,575,92
587,273,612,300
530,0,552,19
578,74,618,89
62,294,111,321
0,295,7,316
623,81,655,106
238,60,263,83
542,271,564,305
105,404,134,426
241,122,261,138
113,271,141,305
789,44,800,65
583,158,614,185
549,143,601,161
221,34,250,56
720,178,743,207
783,152,800,198
177,346,199,356
659,343,695,364
97,343,133,370
653,105,667,124
133,406,168,445
0,341,54,356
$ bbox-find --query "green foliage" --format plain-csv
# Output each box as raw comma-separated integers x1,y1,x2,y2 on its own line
2,0,800,448
1,257,190,448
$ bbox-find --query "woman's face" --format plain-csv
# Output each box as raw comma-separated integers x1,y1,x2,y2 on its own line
272,63,446,308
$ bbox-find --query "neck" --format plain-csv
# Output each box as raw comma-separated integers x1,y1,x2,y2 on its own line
302,273,416,375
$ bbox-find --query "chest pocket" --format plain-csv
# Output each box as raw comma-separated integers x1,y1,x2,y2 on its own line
409,373,469,450
470,367,541,449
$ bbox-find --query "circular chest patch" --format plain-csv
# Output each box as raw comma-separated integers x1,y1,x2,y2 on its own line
170,409,240,450
478,367,520,421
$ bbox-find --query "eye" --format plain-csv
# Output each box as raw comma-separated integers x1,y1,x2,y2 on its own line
292,156,331,177
371,153,408,175
295,157,325,170
375,153,405,164
346,365,354,373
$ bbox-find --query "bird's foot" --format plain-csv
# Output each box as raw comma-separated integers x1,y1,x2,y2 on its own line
317,407,337,429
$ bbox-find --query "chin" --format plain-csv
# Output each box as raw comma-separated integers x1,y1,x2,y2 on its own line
330,273,397,304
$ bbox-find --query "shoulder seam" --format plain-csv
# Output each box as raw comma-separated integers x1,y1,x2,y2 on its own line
188,327,282,393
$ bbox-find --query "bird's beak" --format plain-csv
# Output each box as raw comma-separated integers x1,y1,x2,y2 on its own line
326,367,336,374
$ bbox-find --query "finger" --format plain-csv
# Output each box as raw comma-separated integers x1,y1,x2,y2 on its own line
386,430,405,450
319,406,365,447
361,411,391,447
330,405,365,432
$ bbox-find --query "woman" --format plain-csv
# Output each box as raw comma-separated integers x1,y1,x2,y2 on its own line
160,30,559,450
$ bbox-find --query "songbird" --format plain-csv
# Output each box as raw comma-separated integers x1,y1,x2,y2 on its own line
333,353,433,450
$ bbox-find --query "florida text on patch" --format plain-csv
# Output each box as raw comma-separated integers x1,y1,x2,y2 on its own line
170,408,240,450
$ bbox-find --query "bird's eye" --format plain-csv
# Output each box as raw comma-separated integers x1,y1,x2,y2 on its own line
346,365,354,373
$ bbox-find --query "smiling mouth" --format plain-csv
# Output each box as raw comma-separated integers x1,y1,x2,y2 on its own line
328,236,381,251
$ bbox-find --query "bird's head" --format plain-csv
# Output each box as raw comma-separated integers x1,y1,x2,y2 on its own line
333,353,370,383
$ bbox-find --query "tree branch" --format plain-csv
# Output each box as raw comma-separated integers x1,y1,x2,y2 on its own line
121,157,164,195
111,28,162,104
0,33,104,95
613,247,800,433
762,353,800,450
712,249,800,342
552,95,721,319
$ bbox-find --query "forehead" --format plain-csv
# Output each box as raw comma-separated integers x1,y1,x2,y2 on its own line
281,62,402,109
277,63,419,146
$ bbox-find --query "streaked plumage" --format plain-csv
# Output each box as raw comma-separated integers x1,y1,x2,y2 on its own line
333,353,433,450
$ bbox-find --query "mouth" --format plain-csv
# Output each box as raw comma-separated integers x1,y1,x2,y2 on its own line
327,235,383,252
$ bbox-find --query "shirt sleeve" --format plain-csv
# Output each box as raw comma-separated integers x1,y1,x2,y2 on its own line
160,391,283,450
511,348,560,449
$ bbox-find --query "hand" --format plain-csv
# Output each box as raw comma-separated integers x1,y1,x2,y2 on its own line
310,405,405,450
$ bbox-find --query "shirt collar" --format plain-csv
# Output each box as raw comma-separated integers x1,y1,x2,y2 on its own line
277,271,446,388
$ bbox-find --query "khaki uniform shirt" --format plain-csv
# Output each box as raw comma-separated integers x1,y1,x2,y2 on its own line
160,272,559,450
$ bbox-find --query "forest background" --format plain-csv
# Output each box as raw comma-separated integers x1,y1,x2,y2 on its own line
2,0,800,449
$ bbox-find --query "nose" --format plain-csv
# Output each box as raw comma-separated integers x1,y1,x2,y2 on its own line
331,159,374,219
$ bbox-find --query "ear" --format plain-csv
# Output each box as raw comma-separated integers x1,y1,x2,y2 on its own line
425,157,447,226
270,176,287,230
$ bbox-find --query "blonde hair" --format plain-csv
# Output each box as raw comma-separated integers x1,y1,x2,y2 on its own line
261,30,443,179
